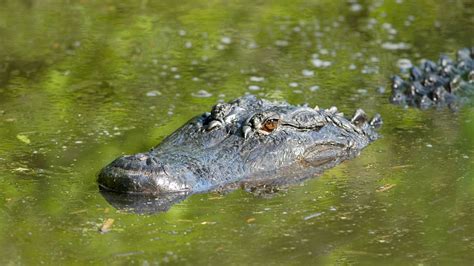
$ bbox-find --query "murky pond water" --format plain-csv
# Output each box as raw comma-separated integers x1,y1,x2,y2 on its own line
1,0,473,264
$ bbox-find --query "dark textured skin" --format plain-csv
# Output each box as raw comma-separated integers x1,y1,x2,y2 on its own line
98,95,381,212
390,48,474,109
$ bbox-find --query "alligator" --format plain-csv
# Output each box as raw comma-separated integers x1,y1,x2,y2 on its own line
390,47,474,109
98,95,381,213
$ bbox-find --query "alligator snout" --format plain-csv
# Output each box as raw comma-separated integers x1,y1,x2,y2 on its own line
98,153,187,194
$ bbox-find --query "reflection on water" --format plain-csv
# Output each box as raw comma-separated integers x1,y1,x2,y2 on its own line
0,0,473,264
99,189,190,214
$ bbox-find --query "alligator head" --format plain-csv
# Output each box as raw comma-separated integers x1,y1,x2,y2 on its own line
98,95,381,203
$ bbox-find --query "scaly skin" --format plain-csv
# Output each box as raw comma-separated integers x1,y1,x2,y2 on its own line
98,95,381,212
390,48,474,109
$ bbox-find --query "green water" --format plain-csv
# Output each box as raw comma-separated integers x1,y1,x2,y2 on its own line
1,0,473,264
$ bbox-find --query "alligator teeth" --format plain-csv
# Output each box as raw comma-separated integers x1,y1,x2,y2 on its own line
336,112,344,117
314,105,320,111
206,120,222,131
351,109,368,126
242,126,252,139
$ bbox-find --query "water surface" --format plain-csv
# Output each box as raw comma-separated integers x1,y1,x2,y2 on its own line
0,0,473,264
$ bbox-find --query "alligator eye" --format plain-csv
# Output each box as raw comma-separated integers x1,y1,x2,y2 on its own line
261,119,279,133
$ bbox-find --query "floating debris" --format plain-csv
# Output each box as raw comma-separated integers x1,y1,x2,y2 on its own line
302,69,314,77
311,58,332,68
381,42,410,50
192,90,212,98
309,85,320,92
200,221,216,225
350,3,363,12
289,82,299,88
248,85,261,91
304,212,323,220
275,40,289,47
376,184,396,192
99,218,115,233
250,76,265,82
69,209,87,215
16,134,31,144
382,23,398,35
146,90,162,97
13,167,30,173
221,36,232,44
391,164,413,169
